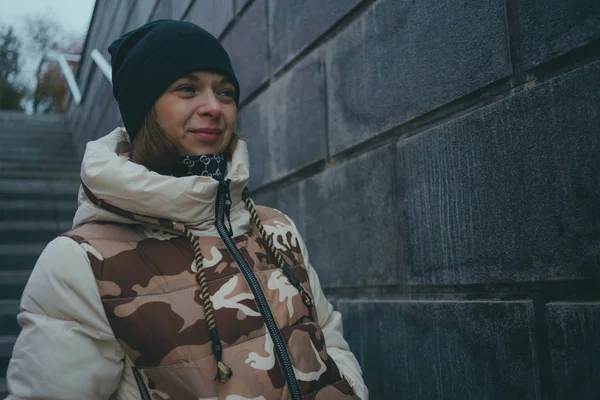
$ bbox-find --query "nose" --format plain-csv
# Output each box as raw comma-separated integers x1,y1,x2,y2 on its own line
195,90,221,118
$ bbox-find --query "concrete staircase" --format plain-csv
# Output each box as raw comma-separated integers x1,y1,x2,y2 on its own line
0,111,80,396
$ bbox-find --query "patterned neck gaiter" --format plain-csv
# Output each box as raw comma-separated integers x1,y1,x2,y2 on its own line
170,154,227,180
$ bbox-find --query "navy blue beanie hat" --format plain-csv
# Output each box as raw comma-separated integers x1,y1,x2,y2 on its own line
108,19,240,143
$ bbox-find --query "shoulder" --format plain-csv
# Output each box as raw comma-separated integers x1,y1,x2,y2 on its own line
59,222,149,271
254,205,294,226
63,222,145,243
21,236,99,315
253,205,302,239
253,205,309,257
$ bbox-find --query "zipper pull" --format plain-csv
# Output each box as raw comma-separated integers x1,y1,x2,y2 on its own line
219,180,234,237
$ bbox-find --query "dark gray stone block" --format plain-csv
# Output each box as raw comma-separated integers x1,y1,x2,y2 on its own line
235,0,250,14
103,0,134,47
275,182,302,225
251,189,277,210
276,146,397,288
105,98,123,132
88,0,112,49
149,0,171,21
399,61,600,285
76,69,109,151
96,96,121,140
172,0,194,20
326,0,511,154
268,0,362,73
95,0,123,57
90,0,121,60
546,302,600,399
124,0,157,32
212,0,235,36
239,53,327,188
76,0,112,95
86,78,114,142
338,300,539,399
185,0,235,38
517,0,600,69
238,100,270,189
222,0,268,102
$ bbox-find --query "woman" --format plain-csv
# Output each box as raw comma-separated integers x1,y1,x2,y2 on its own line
5,20,367,400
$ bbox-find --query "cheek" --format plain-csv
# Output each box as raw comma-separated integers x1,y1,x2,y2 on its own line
223,106,237,131
156,98,193,133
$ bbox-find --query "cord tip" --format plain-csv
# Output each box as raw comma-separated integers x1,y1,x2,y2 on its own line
215,361,233,383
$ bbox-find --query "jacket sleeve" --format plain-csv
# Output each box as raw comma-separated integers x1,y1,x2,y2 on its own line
5,237,124,400
288,219,369,400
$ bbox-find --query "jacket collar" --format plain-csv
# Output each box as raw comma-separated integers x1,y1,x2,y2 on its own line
73,127,252,237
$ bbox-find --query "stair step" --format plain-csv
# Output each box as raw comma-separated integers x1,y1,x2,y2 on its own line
0,146,75,157
0,124,67,134
0,160,81,172
0,169,80,181
0,179,79,201
0,134,72,144
0,132,69,142
0,152,79,165
0,128,70,137
0,125,67,132
0,148,76,158
0,335,16,377
0,110,65,122
0,270,31,300
0,200,77,221
0,118,65,125
0,300,19,336
0,221,72,243
0,117,66,133
0,243,47,270
0,118,66,127
0,140,72,149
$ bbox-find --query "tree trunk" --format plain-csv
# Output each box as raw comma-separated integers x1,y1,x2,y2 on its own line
32,54,46,113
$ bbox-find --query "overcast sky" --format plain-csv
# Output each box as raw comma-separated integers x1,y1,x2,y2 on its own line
0,0,95,36
0,0,95,96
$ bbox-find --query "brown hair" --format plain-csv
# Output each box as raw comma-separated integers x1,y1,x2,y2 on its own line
131,107,239,174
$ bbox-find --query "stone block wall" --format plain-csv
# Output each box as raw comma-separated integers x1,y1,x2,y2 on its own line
67,1,600,398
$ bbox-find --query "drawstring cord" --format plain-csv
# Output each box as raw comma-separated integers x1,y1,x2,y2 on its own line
242,188,314,308
182,186,313,385
184,228,233,383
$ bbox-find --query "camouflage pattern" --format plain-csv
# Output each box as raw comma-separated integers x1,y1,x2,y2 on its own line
64,207,357,399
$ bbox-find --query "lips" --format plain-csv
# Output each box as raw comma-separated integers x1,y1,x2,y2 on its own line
189,128,222,143
189,128,222,134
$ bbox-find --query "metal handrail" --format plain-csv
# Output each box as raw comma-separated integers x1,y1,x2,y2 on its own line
49,49,112,105
90,49,112,84
48,53,82,104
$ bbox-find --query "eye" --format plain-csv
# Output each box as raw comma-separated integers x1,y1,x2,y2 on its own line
218,88,236,100
175,84,196,94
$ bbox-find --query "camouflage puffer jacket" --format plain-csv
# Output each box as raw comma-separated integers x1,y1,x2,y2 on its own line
5,128,368,400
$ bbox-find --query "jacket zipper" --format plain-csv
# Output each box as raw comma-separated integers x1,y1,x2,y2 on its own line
216,180,302,400
132,366,151,400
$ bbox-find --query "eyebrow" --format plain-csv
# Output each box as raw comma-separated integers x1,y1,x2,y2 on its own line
179,74,231,85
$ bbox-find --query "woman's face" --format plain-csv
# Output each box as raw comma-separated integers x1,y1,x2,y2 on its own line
154,71,237,156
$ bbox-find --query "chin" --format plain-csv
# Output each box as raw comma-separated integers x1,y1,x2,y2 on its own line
185,149,212,156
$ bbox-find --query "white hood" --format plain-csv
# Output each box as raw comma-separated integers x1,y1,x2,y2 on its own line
73,127,252,237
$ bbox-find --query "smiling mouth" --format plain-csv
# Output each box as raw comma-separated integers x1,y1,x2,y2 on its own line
189,129,222,142
190,128,222,134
